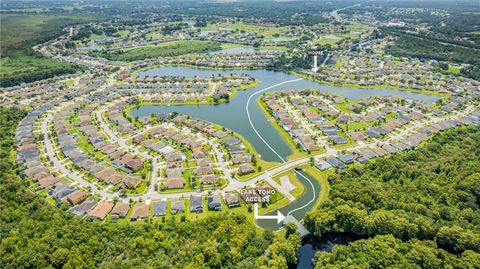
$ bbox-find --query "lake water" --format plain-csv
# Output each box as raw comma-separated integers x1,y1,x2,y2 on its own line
131,66,440,268
131,66,440,225
133,66,440,163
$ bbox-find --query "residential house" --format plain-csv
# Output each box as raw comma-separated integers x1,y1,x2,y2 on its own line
88,201,114,220
67,190,88,205
152,201,167,217
130,204,149,221
238,163,255,175
189,195,203,213
208,195,222,211
224,193,241,208
171,199,185,214
111,202,130,219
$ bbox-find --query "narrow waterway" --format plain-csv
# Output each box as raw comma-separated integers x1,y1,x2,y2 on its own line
132,66,441,268
132,66,440,225
296,233,362,269
133,66,440,162
255,170,320,230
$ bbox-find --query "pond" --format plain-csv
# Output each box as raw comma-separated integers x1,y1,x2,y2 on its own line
297,233,361,269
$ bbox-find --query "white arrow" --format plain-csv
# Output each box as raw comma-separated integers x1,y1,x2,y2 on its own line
254,203,286,224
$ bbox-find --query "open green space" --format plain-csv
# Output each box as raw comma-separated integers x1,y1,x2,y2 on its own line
0,14,99,87
211,21,289,39
272,169,305,199
91,40,222,61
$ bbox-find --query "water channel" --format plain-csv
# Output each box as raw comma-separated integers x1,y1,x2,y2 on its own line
131,66,440,267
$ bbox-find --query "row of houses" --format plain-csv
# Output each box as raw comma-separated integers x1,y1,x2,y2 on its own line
53,103,143,189
3,75,104,109
310,51,480,95
131,51,282,70
15,102,105,217
106,99,137,135
16,102,63,191
289,95,351,146
130,73,254,84
266,90,443,146
45,192,239,222
89,187,277,222
264,94,320,151
130,123,222,189
110,77,250,103
316,114,480,171
171,115,256,175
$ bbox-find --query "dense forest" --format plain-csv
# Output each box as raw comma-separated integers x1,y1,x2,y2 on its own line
0,107,300,268
341,0,480,45
306,126,480,267
315,234,479,268
385,35,480,66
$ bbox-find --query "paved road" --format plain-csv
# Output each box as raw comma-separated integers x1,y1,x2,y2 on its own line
265,171,296,202
41,112,116,200
36,72,476,205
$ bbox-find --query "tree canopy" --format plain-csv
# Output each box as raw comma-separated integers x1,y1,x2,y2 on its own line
0,107,299,269
305,126,480,267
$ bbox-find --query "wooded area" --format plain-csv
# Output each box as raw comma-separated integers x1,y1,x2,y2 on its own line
385,35,480,66
0,107,301,268
305,126,480,266
0,14,93,87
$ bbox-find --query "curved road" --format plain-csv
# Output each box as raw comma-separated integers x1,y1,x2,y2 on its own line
40,74,476,208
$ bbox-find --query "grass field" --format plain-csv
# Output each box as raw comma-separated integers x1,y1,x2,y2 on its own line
92,40,222,61
313,22,372,46
301,165,331,208
0,14,99,86
208,22,289,39
272,169,305,199
220,42,287,51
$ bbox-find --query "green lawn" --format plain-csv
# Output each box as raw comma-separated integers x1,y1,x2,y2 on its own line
272,169,305,198
219,22,289,39
145,31,170,40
